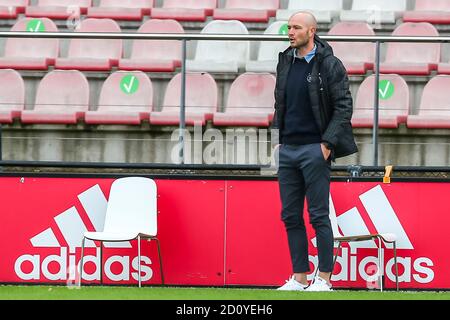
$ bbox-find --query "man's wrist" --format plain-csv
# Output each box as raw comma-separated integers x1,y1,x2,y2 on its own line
321,141,333,150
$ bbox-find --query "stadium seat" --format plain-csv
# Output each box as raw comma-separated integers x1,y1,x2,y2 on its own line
87,0,153,21
21,70,89,124
276,0,343,24
26,0,91,19
245,21,289,73
212,0,279,23
186,20,250,73
380,23,440,76
0,0,28,19
213,73,276,127
352,74,409,128
119,19,183,72
150,72,217,126
340,0,406,24
80,177,163,287
85,71,153,125
151,0,216,22
0,18,59,70
55,18,122,71
407,76,450,129
328,22,375,75
403,0,450,24
0,69,25,124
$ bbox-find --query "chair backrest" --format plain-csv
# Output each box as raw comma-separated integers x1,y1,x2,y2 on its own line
414,0,450,11
0,0,28,6
68,18,122,60
103,177,157,236
224,0,279,10
328,22,375,63
162,72,217,113
355,74,409,116
37,0,91,6
0,69,25,112
97,71,153,112
287,0,343,11
257,21,289,61
225,73,276,113
351,0,406,11
34,70,89,112
98,0,153,8
131,19,184,60
163,0,216,9
385,22,440,64
418,76,450,116
5,17,59,59
194,20,249,65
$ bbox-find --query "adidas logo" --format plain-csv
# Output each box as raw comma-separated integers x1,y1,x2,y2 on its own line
30,184,130,249
14,184,154,282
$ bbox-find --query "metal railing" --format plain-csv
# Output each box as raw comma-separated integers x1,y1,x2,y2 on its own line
1,31,450,167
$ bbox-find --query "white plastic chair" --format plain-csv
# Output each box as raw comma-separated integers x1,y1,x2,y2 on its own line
329,194,399,291
79,177,163,287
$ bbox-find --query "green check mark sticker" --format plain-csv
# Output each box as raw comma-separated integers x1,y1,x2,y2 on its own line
378,80,394,100
26,19,45,32
120,74,139,95
279,23,288,35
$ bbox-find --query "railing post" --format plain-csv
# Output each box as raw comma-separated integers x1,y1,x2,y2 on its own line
373,40,381,166
179,39,187,165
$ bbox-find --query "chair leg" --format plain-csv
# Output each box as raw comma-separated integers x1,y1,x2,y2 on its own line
377,236,383,292
79,237,85,287
393,241,399,291
330,241,342,282
99,242,103,285
155,237,164,285
138,235,141,288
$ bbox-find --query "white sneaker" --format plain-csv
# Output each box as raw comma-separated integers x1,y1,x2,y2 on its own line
306,276,333,291
277,275,308,291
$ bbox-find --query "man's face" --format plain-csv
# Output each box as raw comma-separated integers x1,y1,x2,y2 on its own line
287,15,315,49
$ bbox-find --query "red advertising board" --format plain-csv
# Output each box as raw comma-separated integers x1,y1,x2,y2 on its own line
0,177,448,289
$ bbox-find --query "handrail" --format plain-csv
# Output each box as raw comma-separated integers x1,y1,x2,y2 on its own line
0,32,450,42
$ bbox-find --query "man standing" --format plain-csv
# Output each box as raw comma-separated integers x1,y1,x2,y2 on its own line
273,12,358,291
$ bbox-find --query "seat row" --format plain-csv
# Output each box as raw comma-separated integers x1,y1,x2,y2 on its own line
1,69,450,129
0,69,276,127
2,17,450,76
2,1,450,25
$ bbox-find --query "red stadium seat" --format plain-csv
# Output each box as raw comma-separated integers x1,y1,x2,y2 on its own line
26,0,91,19
85,71,153,125
21,70,89,124
213,73,276,127
0,0,28,18
213,0,279,23
380,23,440,76
119,19,183,72
0,18,59,70
87,0,153,21
328,22,375,75
0,69,24,124
407,76,450,129
55,18,122,71
151,0,216,22
403,0,450,24
352,74,409,128
150,72,217,126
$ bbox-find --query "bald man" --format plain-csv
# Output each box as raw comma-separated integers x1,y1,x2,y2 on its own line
273,12,357,291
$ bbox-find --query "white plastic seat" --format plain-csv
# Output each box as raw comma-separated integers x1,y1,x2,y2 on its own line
329,193,399,291
79,177,163,287
0,0,28,18
245,21,289,73
276,0,343,23
404,0,450,24
25,0,92,19
340,0,406,24
186,20,249,73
